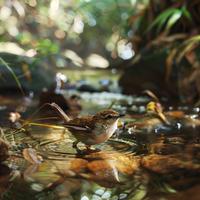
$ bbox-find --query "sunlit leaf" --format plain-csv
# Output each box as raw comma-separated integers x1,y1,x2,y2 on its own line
163,183,177,193
185,35,200,43
148,8,180,32
166,10,182,30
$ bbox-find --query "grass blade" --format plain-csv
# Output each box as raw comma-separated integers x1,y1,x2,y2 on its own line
0,57,25,96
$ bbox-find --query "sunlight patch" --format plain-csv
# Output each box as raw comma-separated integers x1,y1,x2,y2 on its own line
86,54,109,68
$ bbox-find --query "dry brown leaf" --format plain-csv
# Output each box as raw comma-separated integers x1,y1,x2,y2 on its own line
22,148,43,164
143,90,159,102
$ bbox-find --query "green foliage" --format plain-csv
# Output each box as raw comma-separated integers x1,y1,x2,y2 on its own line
173,35,200,64
149,8,180,32
36,39,59,55
148,6,191,33
0,0,135,58
0,0,199,67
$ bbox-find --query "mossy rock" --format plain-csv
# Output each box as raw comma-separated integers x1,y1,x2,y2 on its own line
0,52,55,94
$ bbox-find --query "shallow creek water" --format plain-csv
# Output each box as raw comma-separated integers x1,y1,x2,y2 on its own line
0,92,200,200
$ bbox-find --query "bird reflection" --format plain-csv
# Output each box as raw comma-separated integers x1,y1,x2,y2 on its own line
23,149,139,196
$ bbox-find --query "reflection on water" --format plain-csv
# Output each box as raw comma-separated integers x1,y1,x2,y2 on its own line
2,125,200,200
1,93,200,200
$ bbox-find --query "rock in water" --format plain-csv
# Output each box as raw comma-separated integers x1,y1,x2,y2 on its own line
0,52,55,94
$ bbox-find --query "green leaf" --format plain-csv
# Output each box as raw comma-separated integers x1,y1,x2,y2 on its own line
166,10,182,30
148,8,180,32
36,39,59,55
186,35,200,43
176,35,200,63
181,6,192,20
163,183,177,194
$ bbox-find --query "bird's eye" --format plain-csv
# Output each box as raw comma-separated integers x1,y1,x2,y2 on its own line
105,114,113,119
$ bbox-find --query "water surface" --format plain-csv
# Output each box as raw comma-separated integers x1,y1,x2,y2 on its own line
0,92,200,200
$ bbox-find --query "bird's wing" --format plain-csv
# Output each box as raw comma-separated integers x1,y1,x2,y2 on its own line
64,124,90,131
64,117,93,132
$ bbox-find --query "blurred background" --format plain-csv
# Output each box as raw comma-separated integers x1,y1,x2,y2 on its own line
0,0,200,104
1,1,200,200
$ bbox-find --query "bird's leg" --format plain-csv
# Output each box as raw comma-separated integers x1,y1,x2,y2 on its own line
72,140,79,149
85,144,101,153
73,141,84,155
73,141,89,155
85,144,91,150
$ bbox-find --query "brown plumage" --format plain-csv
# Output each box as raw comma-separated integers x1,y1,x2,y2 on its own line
63,109,122,147
49,103,123,149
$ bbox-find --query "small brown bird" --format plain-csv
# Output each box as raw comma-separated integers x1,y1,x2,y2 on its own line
50,103,123,149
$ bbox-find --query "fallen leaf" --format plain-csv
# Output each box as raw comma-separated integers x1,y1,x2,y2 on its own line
22,148,43,164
